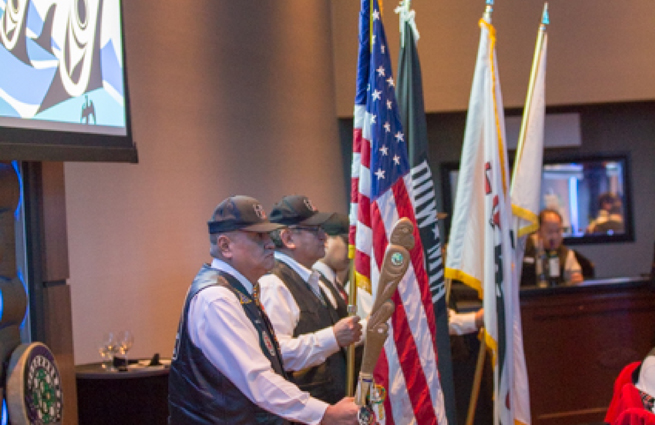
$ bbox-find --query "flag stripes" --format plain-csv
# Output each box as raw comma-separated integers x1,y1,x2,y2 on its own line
349,1,446,423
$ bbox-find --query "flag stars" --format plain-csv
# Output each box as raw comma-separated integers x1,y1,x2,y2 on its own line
383,122,391,133
372,35,376,46
376,66,385,77
386,77,395,87
387,99,393,110
395,132,404,143
372,89,382,101
379,145,389,156
371,114,376,124
381,45,386,54
373,9,380,20
375,168,386,180
393,155,401,165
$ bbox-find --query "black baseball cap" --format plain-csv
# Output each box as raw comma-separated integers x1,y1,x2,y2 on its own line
322,213,349,236
269,195,335,227
208,196,285,234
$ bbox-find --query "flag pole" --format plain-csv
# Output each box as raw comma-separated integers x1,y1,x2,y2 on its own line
346,253,358,396
466,335,487,425
511,2,549,192
483,0,494,21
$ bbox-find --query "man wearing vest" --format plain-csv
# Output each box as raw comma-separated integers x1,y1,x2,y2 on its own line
259,195,363,405
168,195,359,425
521,208,584,286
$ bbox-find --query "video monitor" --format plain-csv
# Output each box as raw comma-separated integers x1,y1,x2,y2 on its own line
440,153,634,245
0,0,137,162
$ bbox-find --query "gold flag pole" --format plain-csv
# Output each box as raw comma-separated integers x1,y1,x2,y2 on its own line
466,334,487,425
346,251,358,397
511,2,549,191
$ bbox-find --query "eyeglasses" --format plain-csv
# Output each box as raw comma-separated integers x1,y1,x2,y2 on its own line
290,225,325,235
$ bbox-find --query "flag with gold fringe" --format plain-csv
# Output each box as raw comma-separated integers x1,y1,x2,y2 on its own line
444,6,527,424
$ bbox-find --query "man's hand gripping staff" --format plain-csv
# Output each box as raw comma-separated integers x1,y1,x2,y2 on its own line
354,218,415,421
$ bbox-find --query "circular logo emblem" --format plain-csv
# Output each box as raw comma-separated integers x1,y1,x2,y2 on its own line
27,352,62,423
7,343,63,425
391,252,404,266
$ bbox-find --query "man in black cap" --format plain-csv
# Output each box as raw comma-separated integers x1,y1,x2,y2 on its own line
168,195,359,425
259,195,363,405
312,213,351,315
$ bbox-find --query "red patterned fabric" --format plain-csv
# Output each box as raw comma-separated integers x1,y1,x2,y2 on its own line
613,408,655,425
606,362,644,424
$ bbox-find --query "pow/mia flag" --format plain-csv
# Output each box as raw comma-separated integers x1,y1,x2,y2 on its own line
395,5,456,424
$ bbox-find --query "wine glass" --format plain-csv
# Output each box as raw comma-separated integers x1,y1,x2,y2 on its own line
118,330,134,369
99,332,119,372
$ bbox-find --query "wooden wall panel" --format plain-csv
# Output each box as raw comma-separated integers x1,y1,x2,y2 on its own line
41,162,69,282
521,281,655,425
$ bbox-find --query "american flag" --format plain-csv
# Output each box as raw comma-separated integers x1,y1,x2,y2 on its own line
349,0,446,423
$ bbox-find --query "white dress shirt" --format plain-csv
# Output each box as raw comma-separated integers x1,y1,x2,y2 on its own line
258,252,341,372
311,261,344,307
447,309,479,335
187,258,327,424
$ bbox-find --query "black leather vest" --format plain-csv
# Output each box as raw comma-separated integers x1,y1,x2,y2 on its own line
168,265,289,425
271,261,347,404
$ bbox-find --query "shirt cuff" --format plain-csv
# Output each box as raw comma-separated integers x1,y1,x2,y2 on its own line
316,326,340,353
302,398,330,425
448,310,478,336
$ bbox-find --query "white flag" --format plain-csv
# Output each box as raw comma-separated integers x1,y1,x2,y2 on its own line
509,22,549,425
512,35,548,243
445,14,526,425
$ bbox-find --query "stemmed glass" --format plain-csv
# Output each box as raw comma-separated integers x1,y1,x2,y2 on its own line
99,332,119,371
118,330,134,369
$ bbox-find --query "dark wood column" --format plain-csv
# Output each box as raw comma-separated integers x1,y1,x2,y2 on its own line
23,161,78,425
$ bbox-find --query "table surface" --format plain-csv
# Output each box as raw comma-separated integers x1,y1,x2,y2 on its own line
76,360,170,380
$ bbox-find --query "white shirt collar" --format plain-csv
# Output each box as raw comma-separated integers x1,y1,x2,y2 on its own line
274,251,313,282
312,261,336,284
210,258,255,294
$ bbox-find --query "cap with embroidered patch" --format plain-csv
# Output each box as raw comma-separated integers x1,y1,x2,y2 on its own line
269,195,334,227
208,196,284,234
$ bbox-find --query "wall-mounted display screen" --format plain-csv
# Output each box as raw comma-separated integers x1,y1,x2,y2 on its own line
0,0,136,162
539,154,633,244
441,153,633,245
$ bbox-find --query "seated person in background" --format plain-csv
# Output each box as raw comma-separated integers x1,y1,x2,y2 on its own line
521,209,584,287
586,192,625,234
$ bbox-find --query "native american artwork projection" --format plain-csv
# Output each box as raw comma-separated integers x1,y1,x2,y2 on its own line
0,0,126,136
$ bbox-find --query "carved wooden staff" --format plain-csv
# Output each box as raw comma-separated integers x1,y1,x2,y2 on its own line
355,218,415,407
